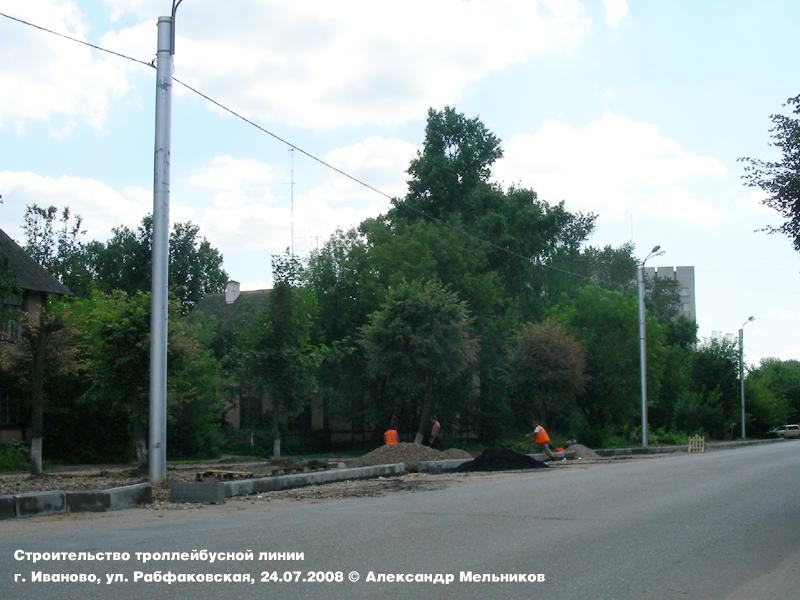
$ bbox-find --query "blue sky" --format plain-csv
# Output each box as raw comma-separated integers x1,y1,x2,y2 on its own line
1,0,798,365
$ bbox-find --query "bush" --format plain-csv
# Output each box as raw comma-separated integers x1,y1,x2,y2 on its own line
0,441,28,472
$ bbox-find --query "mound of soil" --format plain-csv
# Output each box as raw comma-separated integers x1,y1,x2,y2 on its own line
566,443,600,459
456,448,548,472
350,443,472,470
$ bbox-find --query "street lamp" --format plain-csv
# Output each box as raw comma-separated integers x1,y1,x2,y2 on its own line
637,245,665,447
739,316,755,439
149,0,183,484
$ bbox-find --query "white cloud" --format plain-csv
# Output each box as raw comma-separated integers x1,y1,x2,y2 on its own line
603,0,629,28
188,137,416,257
0,0,129,131
100,0,591,129
494,112,729,224
0,170,150,241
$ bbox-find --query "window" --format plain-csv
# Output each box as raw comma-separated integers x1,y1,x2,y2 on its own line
0,389,22,427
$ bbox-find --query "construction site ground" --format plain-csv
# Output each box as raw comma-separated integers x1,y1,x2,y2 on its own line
0,447,626,512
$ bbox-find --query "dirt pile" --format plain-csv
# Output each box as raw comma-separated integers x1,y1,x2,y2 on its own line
351,443,472,470
566,443,600,459
455,448,548,472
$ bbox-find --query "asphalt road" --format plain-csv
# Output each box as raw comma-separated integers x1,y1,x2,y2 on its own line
2,442,799,600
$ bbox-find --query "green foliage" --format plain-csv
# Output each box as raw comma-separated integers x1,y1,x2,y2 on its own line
23,204,94,295
673,390,724,437
550,284,667,438
245,251,320,454
739,94,800,252
747,358,800,426
0,440,28,472
689,335,740,436
88,216,227,312
48,290,224,462
360,279,478,440
505,320,587,430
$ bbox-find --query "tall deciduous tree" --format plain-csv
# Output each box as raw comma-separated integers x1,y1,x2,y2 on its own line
89,216,228,312
740,94,800,252
23,204,93,296
550,284,667,444
360,279,478,443
505,320,587,429
55,291,223,464
247,251,319,458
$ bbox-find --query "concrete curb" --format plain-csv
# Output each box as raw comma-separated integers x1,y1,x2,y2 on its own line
416,458,472,473
594,437,788,457
222,463,406,499
1,483,152,521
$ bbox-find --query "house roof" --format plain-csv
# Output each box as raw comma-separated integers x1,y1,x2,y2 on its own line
0,228,70,296
192,288,271,328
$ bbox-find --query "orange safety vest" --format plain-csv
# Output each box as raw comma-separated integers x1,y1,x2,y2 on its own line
534,425,550,444
384,429,399,445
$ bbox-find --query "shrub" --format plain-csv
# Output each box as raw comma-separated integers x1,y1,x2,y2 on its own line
0,441,28,472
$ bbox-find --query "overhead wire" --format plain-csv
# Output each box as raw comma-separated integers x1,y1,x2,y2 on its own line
0,9,611,285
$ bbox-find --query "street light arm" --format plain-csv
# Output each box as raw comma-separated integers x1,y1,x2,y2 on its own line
170,0,184,55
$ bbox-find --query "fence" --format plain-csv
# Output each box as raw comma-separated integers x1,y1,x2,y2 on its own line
687,435,705,453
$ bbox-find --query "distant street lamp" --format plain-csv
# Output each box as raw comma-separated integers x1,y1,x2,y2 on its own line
637,245,665,447
739,316,755,439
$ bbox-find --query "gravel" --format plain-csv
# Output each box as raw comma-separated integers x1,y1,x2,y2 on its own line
349,443,472,471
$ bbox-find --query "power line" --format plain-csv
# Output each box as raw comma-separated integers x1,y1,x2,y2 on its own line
0,10,606,285
0,11,153,69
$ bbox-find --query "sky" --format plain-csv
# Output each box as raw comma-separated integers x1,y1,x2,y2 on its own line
0,0,798,366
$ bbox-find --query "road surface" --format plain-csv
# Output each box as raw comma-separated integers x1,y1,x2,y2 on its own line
2,441,799,599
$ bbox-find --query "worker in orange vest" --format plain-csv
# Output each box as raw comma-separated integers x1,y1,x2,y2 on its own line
384,426,399,445
526,420,556,459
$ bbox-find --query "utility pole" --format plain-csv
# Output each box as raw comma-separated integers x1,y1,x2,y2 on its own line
289,147,295,256
637,245,664,448
149,12,175,484
739,316,754,439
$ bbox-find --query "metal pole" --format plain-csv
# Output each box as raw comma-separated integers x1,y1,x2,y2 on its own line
739,328,745,440
637,264,648,447
149,16,173,483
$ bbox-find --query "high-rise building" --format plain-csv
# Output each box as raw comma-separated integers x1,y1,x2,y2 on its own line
643,265,696,322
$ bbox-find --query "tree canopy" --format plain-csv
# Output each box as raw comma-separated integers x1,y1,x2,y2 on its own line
740,94,800,252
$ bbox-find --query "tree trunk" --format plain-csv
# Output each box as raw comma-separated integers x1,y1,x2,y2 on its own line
414,396,433,445
133,416,148,469
272,416,281,459
29,309,47,475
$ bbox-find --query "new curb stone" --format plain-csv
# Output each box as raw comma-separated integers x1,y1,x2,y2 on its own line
0,494,16,520
1,483,152,520
170,482,226,504
66,482,152,512
222,463,405,499
15,490,66,518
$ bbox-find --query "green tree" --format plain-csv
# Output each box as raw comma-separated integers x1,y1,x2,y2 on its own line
246,251,319,458
54,290,223,464
550,284,667,445
688,336,740,438
22,204,93,295
739,94,800,252
505,320,587,430
88,216,228,312
747,358,800,424
398,106,503,222
360,279,478,443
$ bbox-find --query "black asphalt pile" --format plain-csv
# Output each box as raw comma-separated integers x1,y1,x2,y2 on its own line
455,448,548,472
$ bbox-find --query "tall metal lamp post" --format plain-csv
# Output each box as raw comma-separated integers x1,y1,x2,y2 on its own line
637,245,665,447
149,0,183,484
739,316,755,439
